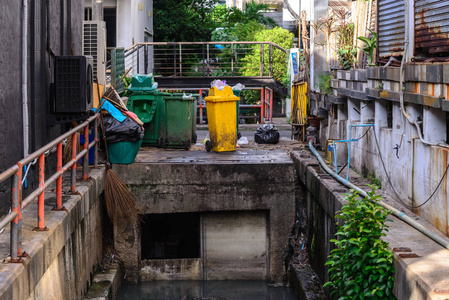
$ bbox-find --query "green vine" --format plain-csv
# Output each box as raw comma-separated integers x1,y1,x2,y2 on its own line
324,186,395,299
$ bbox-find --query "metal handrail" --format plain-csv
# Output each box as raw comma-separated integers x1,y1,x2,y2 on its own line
124,41,287,53
106,41,287,82
0,114,99,262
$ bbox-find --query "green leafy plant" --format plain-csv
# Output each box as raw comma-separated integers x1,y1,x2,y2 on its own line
357,29,377,66
315,72,332,95
121,76,132,97
324,186,395,299
334,11,356,69
368,173,382,189
212,0,277,28
241,27,294,82
337,46,357,70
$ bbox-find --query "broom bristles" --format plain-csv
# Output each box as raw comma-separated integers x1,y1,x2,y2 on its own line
63,133,80,165
105,168,140,221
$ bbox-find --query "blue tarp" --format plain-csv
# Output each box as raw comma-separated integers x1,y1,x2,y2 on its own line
92,100,126,122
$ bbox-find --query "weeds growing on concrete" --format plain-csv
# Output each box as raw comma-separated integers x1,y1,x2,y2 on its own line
324,186,395,299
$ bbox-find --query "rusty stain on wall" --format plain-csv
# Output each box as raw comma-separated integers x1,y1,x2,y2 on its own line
415,1,449,55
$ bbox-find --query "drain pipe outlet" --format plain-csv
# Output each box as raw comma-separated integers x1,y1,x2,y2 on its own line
308,140,449,250
22,0,29,158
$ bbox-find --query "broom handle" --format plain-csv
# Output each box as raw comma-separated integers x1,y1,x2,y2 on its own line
96,78,111,165
99,110,110,165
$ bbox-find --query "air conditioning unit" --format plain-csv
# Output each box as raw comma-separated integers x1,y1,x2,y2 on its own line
82,21,107,86
54,56,93,113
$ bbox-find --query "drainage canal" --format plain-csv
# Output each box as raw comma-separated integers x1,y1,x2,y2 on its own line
117,280,297,299
107,150,323,299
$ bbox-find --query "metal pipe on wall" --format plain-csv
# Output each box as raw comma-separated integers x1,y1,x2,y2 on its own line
22,0,29,159
308,140,449,250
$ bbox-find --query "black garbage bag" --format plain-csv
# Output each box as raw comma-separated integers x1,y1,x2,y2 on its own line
103,115,143,143
254,124,280,144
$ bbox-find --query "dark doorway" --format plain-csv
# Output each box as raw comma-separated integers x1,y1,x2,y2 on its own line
141,213,200,259
104,8,116,47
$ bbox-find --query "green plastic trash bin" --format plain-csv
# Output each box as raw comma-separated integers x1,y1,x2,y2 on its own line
233,89,242,140
126,91,169,147
163,93,195,150
190,94,199,144
108,140,143,164
127,74,169,147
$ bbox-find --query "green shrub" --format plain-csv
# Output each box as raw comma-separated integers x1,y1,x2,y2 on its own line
324,186,395,299
315,72,332,95
241,27,294,82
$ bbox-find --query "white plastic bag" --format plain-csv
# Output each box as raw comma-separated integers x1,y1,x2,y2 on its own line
237,136,249,147
232,83,245,91
210,79,227,90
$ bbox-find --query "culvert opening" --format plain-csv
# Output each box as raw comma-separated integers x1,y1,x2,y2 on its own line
141,213,200,259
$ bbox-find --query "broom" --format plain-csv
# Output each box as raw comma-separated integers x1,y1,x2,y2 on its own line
96,76,140,221
63,122,80,165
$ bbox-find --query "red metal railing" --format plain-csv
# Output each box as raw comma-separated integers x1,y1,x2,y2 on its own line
262,87,273,123
159,87,272,124
0,115,99,262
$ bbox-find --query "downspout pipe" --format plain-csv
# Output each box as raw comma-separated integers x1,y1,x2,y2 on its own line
398,43,449,149
308,140,449,250
22,0,29,158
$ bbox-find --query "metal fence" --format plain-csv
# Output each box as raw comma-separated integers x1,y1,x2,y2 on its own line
0,115,99,262
107,41,287,79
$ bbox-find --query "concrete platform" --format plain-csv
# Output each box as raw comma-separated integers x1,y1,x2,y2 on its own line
112,149,297,283
134,149,292,164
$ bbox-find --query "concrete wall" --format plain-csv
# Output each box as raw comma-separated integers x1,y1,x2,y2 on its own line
291,151,449,300
0,0,84,216
112,150,297,283
323,66,449,237
0,169,106,300
0,1,23,215
203,211,267,280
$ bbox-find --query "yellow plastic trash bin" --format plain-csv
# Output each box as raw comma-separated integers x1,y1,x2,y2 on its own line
204,86,240,152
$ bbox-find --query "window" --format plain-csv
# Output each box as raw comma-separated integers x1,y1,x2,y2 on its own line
84,8,92,21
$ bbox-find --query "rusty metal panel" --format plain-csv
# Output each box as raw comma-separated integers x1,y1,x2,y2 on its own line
378,0,406,57
415,0,449,55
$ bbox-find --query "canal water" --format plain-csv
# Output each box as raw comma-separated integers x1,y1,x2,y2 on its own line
117,280,296,299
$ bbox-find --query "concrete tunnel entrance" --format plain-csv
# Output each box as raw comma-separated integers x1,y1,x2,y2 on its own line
112,149,296,283
141,213,201,260
140,211,268,281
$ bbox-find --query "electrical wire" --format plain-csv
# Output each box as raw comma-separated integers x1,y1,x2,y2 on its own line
21,140,65,185
354,126,371,140
373,127,449,209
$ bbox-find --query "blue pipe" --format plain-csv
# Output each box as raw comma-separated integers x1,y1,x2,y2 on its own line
331,124,374,181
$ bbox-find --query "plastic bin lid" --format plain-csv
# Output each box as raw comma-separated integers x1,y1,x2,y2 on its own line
205,86,239,103
164,93,197,100
129,74,157,91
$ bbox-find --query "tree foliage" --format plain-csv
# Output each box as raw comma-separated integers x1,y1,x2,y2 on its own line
153,0,218,42
241,27,294,81
324,186,395,299
211,1,277,28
